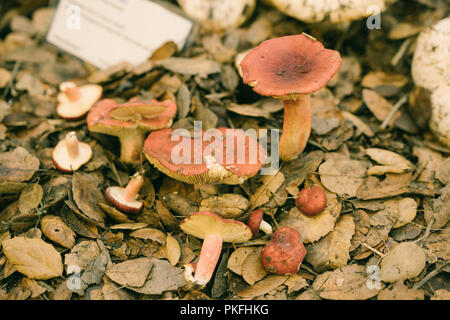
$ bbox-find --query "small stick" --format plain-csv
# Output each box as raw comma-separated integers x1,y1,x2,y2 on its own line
379,95,408,131
413,260,450,290
361,242,386,258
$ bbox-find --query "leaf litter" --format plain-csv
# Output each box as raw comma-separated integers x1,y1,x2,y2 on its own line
0,0,449,301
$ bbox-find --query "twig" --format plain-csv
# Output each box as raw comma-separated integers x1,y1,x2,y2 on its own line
415,216,435,247
413,260,450,290
361,242,386,258
379,94,407,131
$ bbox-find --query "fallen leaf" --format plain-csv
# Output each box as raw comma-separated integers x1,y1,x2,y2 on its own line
2,237,63,280
18,183,43,215
0,147,40,183
226,103,270,119
236,275,288,298
380,242,426,283
241,249,267,286
40,215,76,249
165,233,181,266
365,148,414,175
130,227,166,244
362,89,400,125
127,258,186,295
249,171,285,210
200,193,249,218
377,281,424,300
313,264,383,300
106,257,153,288
227,247,257,276
72,172,105,226
319,158,368,198
110,222,148,230
156,57,221,77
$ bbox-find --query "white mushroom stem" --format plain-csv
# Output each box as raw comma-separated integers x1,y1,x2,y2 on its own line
65,131,79,159
60,81,81,102
259,219,273,235
123,173,144,202
193,233,223,286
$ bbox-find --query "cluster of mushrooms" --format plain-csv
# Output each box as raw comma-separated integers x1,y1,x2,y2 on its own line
51,33,340,287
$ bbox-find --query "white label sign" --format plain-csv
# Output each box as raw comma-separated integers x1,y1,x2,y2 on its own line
47,0,193,69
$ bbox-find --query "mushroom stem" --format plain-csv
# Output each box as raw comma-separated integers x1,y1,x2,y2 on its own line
60,82,81,102
123,173,144,202
194,233,223,286
279,94,311,162
259,219,273,235
119,133,146,163
65,131,79,159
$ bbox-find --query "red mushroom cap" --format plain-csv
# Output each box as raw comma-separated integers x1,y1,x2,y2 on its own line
295,186,327,217
240,34,342,98
143,127,265,185
248,209,263,236
260,227,306,275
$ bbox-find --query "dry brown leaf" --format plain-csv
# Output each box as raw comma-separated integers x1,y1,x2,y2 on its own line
241,249,267,286
423,193,450,229
21,278,46,298
155,200,179,230
377,281,424,300
130,228,167,244
284,274,309,294
0,147,40,183
384,197,417,229
319,158,368,197
18,183,43,215
365,148,414,175
313,264,383,300
98,202,133,223
362,89,400,125
127,258,186,295
2,237,63,280
156,57,221,77
106,257,153,288
226,103,271,119
236,275,288,298
165,233,181,266
356,173,413,200
423,226,449,263
249,171,285,210
361,71,408,96
110,222,148,230
72,172,105,226
227,247,257,276
431,289,450,300
380,242,426,283
40,215,76,249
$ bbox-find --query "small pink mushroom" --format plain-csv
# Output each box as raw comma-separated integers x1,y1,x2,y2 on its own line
52,131,92,173
57,81,103,120
180,211,253,286
105,173,144,214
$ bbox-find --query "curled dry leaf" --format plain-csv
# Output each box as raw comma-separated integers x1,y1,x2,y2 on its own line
98,202,134,223
380,242,426,283
72,172,105,226
165,233,181,266
200,193,249,218
318,158,368,198
279,188,341,243
155,200,179,230
0,147,40,183
18,183,43,215
312,264,383,300
365,148,414,175
40,215,76,249
110,222,148,230
249,171,285,210
2,237,63,280
106,257,153,288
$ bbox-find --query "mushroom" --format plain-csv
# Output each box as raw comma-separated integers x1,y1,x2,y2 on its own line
260,227,306,275
87,98,177,163
248,209,273,236
143,127,265,185
295,186,327,217
57,81,103,120
180,211,253,286
240,34,342,161
105,172,144,214
177,0,255,32
52,131,92,173
263,0,396,24
411,17,450,147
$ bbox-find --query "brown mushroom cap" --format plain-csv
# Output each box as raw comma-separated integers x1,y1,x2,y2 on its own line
52,132,92,173
143,127,265,184
260,227,306,275
180,212,253,243
57,82,103,120
240,34,342,98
